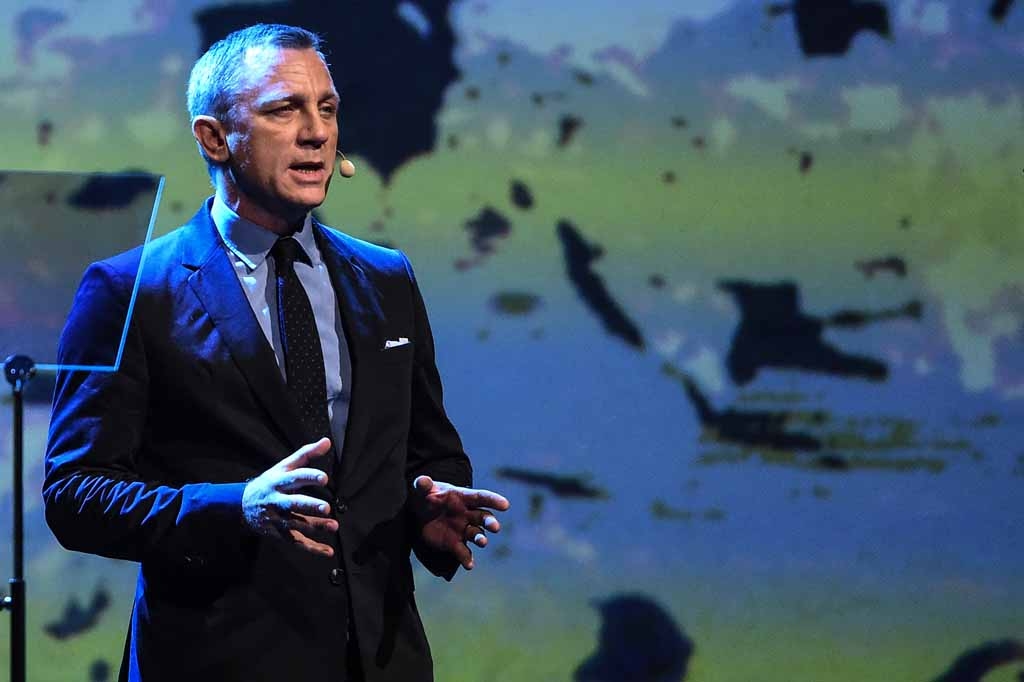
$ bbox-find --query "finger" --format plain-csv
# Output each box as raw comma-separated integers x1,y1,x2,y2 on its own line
278,438,332,471
455,487,510,512
286,528,335,557
450,540,474,570
267,516,336,555
464,524,487,547
276,467,329,493
471,511,501,533
275,493,333,518
412,475,434,494
288,511,339,535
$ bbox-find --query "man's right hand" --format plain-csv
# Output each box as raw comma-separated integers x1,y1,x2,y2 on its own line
242,437,338,557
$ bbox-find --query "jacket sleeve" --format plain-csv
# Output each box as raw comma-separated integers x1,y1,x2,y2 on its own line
42,260,248,568
399,253,474,580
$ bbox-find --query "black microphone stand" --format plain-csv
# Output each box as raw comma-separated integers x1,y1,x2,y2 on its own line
2,354,34,682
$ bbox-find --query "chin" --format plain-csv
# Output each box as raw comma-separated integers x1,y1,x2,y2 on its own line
290,189,328,211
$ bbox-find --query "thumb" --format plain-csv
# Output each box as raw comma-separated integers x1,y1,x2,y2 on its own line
280,437,332,470
412,475,434,495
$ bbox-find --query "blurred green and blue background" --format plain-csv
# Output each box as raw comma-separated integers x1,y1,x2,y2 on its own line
0,1,1022,680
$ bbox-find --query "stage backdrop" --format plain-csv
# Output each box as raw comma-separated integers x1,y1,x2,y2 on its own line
1,1,1022,680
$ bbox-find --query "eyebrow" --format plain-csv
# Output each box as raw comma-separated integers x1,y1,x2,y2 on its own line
257,90,340,108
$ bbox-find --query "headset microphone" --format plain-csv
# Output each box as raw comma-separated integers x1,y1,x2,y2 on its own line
336,150,356,178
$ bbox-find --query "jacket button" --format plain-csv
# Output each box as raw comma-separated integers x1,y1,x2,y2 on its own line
329,567,345,586
334,498,348,514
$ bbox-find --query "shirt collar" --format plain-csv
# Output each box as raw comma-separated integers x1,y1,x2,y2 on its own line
211,195,320,271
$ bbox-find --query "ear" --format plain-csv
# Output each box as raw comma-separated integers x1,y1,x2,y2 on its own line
192,115,230,164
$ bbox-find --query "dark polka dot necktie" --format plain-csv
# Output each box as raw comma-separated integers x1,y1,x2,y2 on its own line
270,237,333,456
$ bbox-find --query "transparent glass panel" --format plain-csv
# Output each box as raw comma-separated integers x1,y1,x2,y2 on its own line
0,170,164,372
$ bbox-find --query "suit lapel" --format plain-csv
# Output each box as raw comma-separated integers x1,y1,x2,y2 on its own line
180,205,310,454
313,223,384,489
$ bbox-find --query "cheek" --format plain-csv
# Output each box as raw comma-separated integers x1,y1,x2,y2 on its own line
226,133,257,169
257,138,293,171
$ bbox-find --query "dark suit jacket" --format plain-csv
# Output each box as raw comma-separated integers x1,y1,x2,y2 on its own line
43,201,473,681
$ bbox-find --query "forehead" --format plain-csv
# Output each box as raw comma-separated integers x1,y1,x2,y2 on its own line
237,46,337,97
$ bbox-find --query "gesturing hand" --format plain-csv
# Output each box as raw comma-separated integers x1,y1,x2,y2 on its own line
410,475,510,570
242,437,338,557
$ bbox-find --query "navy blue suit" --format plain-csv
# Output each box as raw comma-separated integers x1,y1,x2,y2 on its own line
43,201,472,681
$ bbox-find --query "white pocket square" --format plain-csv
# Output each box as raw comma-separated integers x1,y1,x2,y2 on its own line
384,337,410,349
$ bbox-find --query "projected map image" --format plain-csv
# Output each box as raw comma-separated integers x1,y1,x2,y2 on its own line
0,1,1022,680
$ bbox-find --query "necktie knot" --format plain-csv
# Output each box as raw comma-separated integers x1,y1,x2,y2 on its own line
270,237,312,271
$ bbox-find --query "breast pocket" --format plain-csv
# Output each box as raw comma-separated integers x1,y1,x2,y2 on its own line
366,342,414,429
378,341,414,366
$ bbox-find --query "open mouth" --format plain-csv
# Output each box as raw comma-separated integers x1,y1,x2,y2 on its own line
290,161,325,174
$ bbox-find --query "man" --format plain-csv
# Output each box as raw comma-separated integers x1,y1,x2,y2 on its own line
43,23,508,681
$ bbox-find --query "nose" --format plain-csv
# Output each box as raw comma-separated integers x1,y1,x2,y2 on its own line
299,108,332,147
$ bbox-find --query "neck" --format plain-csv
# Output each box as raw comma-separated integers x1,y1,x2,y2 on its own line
215,174,306,236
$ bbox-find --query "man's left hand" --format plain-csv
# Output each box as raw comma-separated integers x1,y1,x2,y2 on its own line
410,476,510,570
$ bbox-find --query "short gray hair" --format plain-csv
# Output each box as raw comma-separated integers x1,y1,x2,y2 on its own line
186,24,326,168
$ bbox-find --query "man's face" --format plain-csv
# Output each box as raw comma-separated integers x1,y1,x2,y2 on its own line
221,47,339,231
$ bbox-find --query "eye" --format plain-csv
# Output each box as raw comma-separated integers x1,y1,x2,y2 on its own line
268,104,294,117
320,104,337,116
